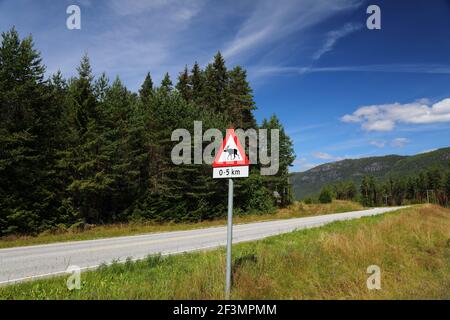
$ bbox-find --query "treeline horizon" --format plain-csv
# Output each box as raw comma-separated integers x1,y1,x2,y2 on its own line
0,27,295,236
310,166,450,207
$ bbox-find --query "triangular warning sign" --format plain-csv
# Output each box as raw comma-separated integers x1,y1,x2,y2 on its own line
213,129,249,167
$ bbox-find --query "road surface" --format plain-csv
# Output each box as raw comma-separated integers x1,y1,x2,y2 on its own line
0,206,405,285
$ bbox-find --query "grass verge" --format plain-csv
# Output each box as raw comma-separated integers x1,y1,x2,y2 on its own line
1,204,449,299
0,200,363,249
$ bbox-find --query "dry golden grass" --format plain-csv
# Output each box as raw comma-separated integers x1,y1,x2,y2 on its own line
230,204,450,299
0,200,363,249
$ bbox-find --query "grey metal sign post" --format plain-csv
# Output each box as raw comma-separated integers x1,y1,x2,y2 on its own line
225,178,234,300
212,129,249,300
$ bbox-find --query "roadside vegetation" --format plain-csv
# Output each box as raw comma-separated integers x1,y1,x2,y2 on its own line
306,165,450,208
0,200,363,249
1,205,449,300
0,27,296,238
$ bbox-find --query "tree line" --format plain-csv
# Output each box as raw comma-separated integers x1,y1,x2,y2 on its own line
313,166,450,206
0,28,295,236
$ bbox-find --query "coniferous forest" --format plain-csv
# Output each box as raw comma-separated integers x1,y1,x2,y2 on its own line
0,28,295,236
314,167,450,207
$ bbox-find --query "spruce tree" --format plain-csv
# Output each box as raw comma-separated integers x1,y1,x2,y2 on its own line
189,62,203,103
445,170,450,204
227,66,256,129
71,54,96,133
260,115,295,206
62,55,112,223
94,72,109,102
360,176,371,206
160,72,173,92
345,181,357,200
0,28,63,234
102,77,139,219
176,65,191,101
139,72,154,100
202,52,228,113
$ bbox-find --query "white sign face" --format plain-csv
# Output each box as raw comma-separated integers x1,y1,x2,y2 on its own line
213,166,249,179
216,135,244,164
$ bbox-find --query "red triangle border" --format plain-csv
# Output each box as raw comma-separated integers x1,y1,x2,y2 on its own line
212,129,249,167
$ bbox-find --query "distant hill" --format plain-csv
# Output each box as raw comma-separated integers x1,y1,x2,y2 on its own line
290,147,450,199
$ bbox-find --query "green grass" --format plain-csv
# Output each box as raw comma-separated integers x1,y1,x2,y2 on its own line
0,200,363,249
1,204,449,300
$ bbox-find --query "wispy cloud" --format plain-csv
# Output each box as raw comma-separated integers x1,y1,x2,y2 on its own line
341,98,450,131
249,64,450,79
294,157,318,172
312,151,346,161
390,138,409,148
371,138,410,148
222,0,362,62
286,123,328,136
109,0,203,20
313,22,362,60
370,140,386,148
44,0,208,89
312,152,334,160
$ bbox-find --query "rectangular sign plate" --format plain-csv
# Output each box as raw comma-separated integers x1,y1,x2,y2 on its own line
213,166,249,179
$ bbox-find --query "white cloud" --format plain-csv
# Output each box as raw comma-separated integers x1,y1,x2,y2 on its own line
109,0,202,19
420,148,437,154
312,152,346,161
369,138,410,149
313,22,362,60
390,138,409,148
370,140,386,148
312,151,334,160
341,98,450,131
294,158,317,172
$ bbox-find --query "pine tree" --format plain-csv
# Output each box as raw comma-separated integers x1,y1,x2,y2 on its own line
0,28,64,234
202,52,228,113
259,115,295,206
160,72,173,92
139,72,154,100
176,65,191,101
360,176,371,206
61,55,113,223
345,181,357,200
189,62,203,103
101,77,138,220
406,177,417,201
127,94,152,215
70,54,96,133
426,167,442,191
94,72,109,102
227,66,256,128
417,172,427,202
445,169,450,204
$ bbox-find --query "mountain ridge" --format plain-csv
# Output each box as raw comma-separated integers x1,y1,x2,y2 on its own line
290,147,450,199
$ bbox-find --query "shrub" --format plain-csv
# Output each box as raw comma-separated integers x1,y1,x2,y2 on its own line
319,188,333,204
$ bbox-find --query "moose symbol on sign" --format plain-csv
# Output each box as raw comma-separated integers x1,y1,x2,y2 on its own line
224,145,240,160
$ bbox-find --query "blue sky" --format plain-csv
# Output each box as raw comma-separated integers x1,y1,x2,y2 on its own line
1,0,450,171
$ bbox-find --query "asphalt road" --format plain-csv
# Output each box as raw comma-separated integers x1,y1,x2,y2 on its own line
0,206,405,285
